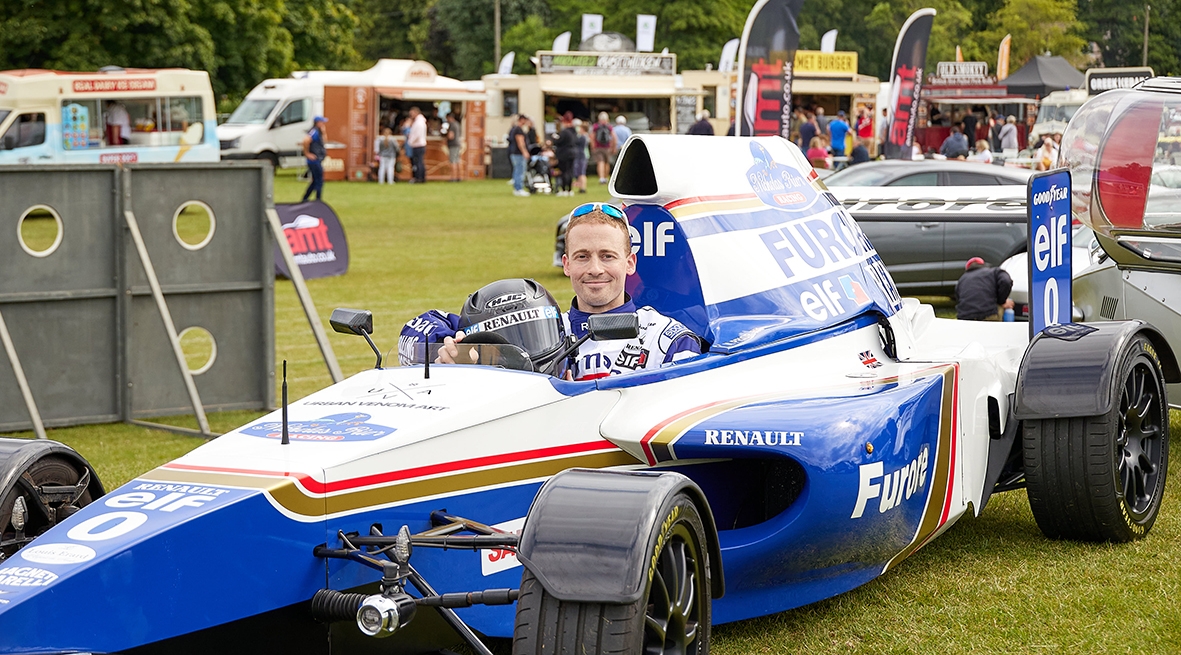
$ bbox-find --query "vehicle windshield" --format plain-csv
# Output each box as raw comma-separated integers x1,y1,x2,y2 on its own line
225,100,278,125
1036,104,1081,123
413,342,536,373
0,109,10,126
1062,86,1181,264
822,165,898,186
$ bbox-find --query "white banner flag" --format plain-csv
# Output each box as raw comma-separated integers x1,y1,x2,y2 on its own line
719,38,739,72
497,52,515,75
582,14,603,42
820,29,838,53
636,14,657,52
552,31,572,53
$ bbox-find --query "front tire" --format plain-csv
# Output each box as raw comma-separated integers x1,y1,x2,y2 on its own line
1,456,95,559
1023,334,1169,541
512,494,710,655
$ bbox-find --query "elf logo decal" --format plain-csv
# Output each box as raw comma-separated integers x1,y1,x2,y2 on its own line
851,444,930,518
629,221,676,257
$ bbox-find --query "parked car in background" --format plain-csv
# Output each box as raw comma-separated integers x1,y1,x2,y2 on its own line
824,160,1034,188
830,186,1029,295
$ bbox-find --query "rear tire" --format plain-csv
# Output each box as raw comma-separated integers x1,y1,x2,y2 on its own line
1,456,95,559
512,494,710,655
1023,334,1169,541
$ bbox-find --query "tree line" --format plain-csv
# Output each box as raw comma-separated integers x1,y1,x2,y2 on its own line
2,0,1175,104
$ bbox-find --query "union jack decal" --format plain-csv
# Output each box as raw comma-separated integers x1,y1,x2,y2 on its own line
859,351,881,368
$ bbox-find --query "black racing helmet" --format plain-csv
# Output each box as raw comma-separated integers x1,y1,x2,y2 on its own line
458,279,567,375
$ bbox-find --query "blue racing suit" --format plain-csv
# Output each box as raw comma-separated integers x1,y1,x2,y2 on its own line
398,297,701,380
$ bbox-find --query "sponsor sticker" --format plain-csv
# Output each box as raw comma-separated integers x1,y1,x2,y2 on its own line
241,412,396,442
480,517,525,576
859,351,882,368
19,543,97,565
745,142,821,211
486,293,527,310
0,566,58,588
467,306,559,334
99,152,138,164
851,444,930,518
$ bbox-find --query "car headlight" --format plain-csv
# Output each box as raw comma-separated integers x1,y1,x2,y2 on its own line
356,593,417,638
220,137,240,150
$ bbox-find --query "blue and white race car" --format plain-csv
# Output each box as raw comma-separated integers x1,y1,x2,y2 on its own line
0,134,1173,655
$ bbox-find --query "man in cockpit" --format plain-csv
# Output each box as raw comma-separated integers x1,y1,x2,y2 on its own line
398,203,701,380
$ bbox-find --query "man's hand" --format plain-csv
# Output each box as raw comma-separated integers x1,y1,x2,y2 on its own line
1003,299,1015,310
437,331,478,364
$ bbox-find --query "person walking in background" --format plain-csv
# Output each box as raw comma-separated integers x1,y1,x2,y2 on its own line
828,110,850,157
688,109,714,135
554,112,578,197
613,115,632,148
509,114,530,197
962,109,979,144
374,126,398,185
854,106,873,148
446,111,462,182
572,118,589,194
999,115,1019,151
301,116,328,202
956,257,1014,321
407,107,427,183
814,106,829,135
798,111,817,152
592,112,616,185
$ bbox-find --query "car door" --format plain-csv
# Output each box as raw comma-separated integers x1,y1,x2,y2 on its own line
939,173,1028,286
270,98,312,161
849,171,947,293
0,112,55,164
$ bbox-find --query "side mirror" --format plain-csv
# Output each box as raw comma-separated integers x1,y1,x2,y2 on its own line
587,313,640,341
330,308,374,335
330,308,383,368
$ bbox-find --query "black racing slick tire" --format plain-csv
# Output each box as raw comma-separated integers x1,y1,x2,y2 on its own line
1023,334,1169,542
512,494,711,655
1,456,95,559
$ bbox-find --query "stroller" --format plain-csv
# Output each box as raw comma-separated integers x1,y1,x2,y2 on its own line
525,143,553,194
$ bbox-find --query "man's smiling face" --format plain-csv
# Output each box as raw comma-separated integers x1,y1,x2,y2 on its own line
563,221,636,313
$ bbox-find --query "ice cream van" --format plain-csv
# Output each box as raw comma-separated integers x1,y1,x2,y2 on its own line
0,67,218,165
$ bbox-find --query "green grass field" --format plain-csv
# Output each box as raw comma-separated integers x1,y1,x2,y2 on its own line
3,172,1178,653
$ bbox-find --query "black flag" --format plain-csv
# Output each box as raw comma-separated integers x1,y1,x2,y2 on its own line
735,0,807,138
883,9,936,159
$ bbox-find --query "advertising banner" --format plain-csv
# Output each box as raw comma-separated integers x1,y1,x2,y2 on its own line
719,38,740,72
735,0,807,138
274,201,350,279
637,15,657,52
997,34,1011,81
582,14,603,42
1085,67,1154,95
882,8,936,159
1027,169,1072,338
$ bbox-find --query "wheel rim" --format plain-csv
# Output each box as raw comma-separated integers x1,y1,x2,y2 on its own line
643,524,702,655
1117,360,1165,517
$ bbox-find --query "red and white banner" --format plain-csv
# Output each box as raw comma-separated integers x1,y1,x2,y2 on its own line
882,9,936,159
735,0,807,138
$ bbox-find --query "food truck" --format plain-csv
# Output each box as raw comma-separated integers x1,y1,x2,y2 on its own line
0,67,218,165
317,59,488,182
481,50,877,150
914,61,1033,153
482,51,732,142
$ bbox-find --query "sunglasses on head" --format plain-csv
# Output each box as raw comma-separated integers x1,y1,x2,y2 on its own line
570,202,626,221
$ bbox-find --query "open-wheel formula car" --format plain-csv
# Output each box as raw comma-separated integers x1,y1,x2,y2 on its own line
0,134,1174,655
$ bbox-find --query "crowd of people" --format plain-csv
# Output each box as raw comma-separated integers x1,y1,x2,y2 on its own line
506,110,638,198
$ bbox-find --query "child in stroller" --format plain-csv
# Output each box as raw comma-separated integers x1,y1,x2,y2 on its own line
525,143,553,194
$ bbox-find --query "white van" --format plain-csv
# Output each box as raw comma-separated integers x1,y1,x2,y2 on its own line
1030,88,1088,142
216,77,326,169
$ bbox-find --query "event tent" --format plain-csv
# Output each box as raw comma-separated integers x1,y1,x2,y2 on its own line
1004,55,1085,98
